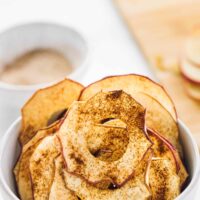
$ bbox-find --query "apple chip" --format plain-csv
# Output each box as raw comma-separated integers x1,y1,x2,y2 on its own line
29,135,60,200
63,169,151,200
79,74,177,120
58,91,152,186
149,159,180,200
20,79,83,145
22,120,61,154
17,142,39,200
14,122,60,200
49,156,78,200
134,131,183,200
148,129,188,188
134,92,179,148
62,149,153,199
98,93,179,150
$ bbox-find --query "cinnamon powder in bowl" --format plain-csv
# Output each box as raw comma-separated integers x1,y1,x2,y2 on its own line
0,48,73,85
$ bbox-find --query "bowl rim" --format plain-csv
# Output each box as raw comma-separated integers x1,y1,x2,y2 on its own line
0,22,90,91
176,120,200,199
0,118,199,199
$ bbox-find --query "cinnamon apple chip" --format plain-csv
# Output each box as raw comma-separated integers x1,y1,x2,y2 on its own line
80,75,179,147
49,156,78,200
20,79,83,145
29,135,60,200
134,92,179,149
148,129,188,188
79,74,177,120
14,121,60,200
58,91,152,187
63,169,151,200
22,120,61,154
62,148,152,200
149,159,180,200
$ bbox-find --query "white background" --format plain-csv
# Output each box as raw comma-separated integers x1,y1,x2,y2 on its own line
0,0,198,199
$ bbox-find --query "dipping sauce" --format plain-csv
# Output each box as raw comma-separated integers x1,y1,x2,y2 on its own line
0,49,73,85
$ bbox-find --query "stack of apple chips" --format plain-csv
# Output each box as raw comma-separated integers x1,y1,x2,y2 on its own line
14,75,188,200
181,33,200,101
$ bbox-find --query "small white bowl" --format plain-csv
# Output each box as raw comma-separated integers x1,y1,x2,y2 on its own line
0,22,89,135
0,118,199,199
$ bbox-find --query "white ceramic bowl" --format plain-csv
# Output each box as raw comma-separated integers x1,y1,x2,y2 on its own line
0,22,89,135
0,118,199,199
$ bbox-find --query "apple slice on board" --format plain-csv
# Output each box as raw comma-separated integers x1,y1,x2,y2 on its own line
184,80,200,101
185,34,200,67
180,58,200,84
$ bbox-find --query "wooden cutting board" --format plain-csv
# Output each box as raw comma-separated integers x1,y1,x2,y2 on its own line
114,0,200,149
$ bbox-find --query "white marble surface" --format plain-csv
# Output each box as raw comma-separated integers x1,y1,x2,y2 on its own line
0,0,199,199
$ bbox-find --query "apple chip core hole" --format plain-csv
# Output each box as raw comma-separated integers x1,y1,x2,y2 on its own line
87,118,129,162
